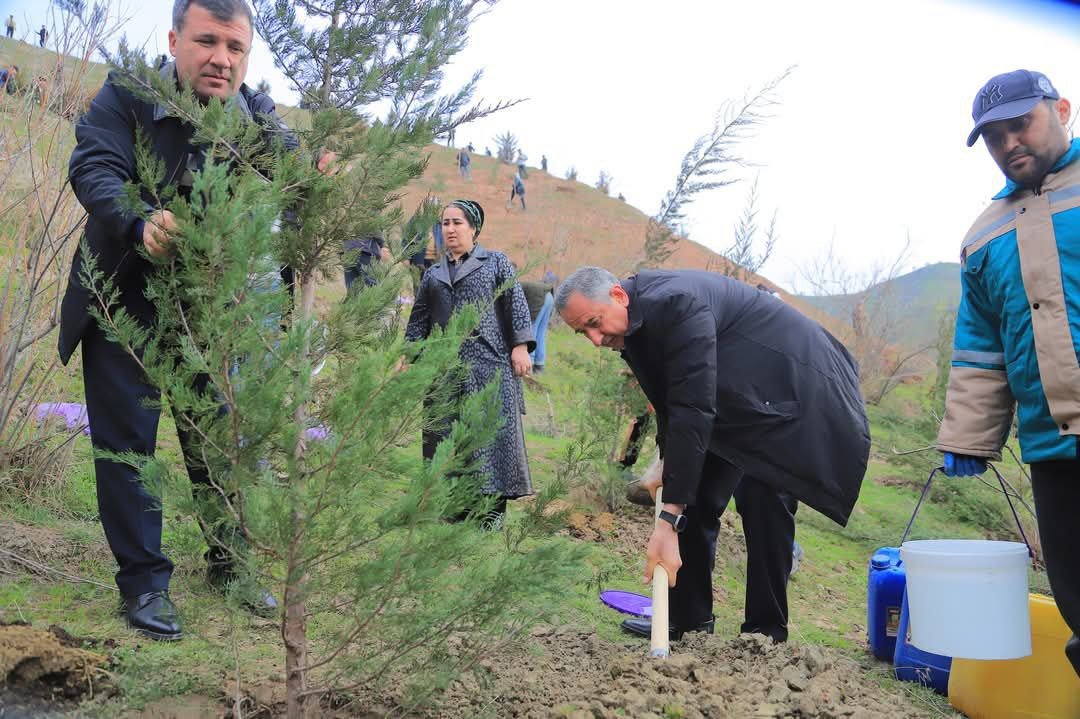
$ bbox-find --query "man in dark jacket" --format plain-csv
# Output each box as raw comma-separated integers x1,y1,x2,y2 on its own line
556,267,870,641
58,0,297,641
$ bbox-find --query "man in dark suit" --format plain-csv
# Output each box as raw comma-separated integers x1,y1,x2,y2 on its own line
58,0,298,640
556,267,870,642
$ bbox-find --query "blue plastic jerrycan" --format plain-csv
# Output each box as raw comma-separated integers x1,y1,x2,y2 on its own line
867,546,906,661
894,590,952,694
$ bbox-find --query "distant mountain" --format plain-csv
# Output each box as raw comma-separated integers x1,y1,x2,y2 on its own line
795,262,961,351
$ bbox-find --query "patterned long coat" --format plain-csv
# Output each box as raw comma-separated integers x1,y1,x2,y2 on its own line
405,245,535,498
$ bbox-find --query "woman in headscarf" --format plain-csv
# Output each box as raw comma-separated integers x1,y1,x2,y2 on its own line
405,200,534,525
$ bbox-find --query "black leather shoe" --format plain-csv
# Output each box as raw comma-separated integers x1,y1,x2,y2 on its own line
207,566,279,618
620,616,715,641
120,591,182,641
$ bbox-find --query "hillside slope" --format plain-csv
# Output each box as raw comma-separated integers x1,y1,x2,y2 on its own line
0,36,835,329
401,144,842,328
796,262,961,350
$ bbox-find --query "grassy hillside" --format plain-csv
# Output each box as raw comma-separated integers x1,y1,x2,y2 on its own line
797,262,961,350
0,36,1052,719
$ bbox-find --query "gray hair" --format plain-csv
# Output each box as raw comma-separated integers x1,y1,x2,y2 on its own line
173,0,253,33
555,266,619,312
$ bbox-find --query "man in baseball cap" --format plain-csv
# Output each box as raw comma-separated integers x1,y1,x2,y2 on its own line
967,69,1060,146
939,69,1080,679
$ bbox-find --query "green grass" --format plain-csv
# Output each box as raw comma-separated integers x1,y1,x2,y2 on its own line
2,321,1032,717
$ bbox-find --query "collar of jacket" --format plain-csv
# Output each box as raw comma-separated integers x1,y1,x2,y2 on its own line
152,62,254,123
621,275,644,338
993,137,1080,199
431,244,490,286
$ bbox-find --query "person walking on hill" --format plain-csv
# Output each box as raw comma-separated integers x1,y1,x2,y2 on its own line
556,267,870,642
509,170,526,211
936,69,1080,678
57,0,300,642
405,200,535,529
38,25,46,48
457,145,471,181
515,149,528,178
541,154,548,173
5,15,14,39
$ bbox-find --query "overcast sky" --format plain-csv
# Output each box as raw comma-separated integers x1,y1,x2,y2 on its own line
7,0,1079,290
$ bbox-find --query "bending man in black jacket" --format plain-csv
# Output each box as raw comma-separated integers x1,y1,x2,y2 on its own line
58,0,300,641
556,267,870,641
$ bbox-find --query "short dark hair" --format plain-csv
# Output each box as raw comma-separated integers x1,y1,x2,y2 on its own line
172,0,253,33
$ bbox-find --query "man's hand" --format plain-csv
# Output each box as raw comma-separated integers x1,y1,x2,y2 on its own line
511,344,532,377
644,519,681,588
317,150,339,176
143,209,177,258
380,246,392,262
943,452,988,477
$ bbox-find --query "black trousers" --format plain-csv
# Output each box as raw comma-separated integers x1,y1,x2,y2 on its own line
82,322,228,597
1029,459,1080,678
672,452,798,642
343,252,378,291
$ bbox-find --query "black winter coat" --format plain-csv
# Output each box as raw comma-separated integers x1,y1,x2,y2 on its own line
620,270,870,526
58,63,298,364
405,245,536,497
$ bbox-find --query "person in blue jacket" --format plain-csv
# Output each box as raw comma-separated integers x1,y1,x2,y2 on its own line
937,69,1080,678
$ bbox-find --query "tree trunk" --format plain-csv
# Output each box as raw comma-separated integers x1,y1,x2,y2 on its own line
284,272,318,719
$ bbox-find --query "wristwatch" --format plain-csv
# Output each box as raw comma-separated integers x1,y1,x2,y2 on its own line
657,510,688,533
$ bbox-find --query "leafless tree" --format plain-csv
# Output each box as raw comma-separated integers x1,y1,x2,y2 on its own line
710,175,777,281
640,67,793,269
596,170,613,195
796,235,932,404
494,131,518,163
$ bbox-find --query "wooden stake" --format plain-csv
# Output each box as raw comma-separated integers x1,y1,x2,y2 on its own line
651,487,670,658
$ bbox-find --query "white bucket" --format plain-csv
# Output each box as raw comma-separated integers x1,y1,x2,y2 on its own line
900,539,1031,660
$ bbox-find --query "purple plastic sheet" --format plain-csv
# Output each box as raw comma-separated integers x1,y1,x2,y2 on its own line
599,589,652,618
304,425,330,441
33,403,90,436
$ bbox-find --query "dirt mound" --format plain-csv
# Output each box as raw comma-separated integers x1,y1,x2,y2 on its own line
0,623,109,701
0,521,78,570
431,628,938,718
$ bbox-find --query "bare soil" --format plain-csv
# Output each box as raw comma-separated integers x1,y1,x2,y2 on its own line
0,622,111,711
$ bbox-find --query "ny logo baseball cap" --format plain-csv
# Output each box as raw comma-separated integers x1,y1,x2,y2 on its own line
967,69,1059,147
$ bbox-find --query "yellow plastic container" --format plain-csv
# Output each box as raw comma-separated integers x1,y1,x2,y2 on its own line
949,593,1080,718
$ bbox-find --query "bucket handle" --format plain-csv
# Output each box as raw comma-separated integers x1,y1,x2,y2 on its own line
900,464,1035,563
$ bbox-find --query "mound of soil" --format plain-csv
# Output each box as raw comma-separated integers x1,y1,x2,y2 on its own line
0,623,108,701
430,628,938,718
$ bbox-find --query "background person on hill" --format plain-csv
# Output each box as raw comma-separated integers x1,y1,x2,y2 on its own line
405,200,535,529
521,280,554,373
0,64,18,94
5,15,14,39
509,170,526,210
937,69,1080,678
56,0,298,642
457,145,471,180
541,154,547,173
556,267,870,642
38,25,46,48
343,233,390,291
515,149,527,178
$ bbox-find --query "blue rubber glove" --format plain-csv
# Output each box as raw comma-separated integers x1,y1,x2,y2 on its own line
943,452,988,477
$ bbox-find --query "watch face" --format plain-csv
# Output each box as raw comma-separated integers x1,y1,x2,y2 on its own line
673,514,688,532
